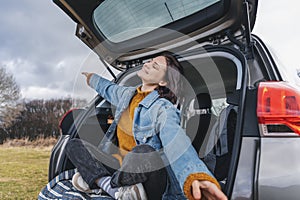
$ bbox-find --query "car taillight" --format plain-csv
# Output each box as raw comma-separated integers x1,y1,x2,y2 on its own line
257,81,300,135
58,108,83,134
59,109,77,128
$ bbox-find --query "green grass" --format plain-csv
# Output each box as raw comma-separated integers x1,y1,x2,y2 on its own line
0,146,51,199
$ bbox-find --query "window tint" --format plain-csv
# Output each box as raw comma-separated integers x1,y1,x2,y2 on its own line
93,0,220,43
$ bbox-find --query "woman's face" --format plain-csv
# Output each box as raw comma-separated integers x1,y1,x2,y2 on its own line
137,56,168,87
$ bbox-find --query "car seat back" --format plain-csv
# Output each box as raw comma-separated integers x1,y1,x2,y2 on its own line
185,93,213,153
205,90,239,182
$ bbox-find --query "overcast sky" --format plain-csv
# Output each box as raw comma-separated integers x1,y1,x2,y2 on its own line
1,0,300,100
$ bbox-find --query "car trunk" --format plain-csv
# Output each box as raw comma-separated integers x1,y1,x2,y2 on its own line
49,46,248,197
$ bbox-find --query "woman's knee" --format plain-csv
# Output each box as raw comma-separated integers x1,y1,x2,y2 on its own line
65,138,83,155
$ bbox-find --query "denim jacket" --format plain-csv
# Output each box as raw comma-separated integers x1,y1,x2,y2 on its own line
89,74,217,199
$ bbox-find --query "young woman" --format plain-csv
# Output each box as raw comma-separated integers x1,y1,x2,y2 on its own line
66,53,227,200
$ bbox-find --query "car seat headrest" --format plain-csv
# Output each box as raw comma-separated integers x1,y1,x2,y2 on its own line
226,90,240,106
194,93,212,109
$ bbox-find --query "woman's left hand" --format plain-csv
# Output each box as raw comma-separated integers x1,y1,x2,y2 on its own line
191,180,227,200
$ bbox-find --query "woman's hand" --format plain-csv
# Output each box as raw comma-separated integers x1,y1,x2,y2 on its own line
82,72,90,77
81,72,94,85
191,180,227,200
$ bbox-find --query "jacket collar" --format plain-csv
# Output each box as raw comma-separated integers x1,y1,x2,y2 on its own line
138,89,160,108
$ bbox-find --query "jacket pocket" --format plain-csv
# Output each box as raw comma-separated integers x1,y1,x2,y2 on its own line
135,125,155,143
134,126,161,149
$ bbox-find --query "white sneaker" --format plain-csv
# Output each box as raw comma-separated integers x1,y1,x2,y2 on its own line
72,172,92,193
115,183,147,200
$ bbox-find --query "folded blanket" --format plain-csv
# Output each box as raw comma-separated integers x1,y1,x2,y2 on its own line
38,168,113,200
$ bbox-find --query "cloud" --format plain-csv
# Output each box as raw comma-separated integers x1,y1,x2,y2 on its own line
21,86,70,100
0,0,92,100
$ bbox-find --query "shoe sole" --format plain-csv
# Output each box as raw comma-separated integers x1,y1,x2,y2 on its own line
72,172,92,193
135,183,147,200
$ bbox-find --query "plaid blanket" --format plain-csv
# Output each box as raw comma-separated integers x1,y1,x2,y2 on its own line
38,169,113,200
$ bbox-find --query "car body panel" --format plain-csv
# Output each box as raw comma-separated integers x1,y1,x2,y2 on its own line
258,137,300,200
231,137,259,200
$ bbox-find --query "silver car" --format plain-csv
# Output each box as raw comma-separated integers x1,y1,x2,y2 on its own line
49,0,300,199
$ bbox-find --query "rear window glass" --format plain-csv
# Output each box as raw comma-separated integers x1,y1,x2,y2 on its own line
93,0,220,43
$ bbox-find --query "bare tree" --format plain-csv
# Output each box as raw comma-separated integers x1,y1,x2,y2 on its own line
0,67,21,128
0,98,87,143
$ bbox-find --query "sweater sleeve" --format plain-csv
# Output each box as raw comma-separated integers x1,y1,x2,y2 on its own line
183,173,221,200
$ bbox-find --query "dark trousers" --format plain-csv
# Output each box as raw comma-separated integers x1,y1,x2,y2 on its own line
65,138,167,199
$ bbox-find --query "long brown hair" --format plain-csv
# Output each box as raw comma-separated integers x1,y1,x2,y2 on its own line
155,52,184,105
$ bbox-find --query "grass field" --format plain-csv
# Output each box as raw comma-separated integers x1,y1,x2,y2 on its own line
0,145,52,199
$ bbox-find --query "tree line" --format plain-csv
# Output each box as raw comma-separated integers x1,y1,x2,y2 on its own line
0,66,86,144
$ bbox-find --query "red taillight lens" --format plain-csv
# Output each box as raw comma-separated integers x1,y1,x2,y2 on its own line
257,81,300,135
58,108,82,134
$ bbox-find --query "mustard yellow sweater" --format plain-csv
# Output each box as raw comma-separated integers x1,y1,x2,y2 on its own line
116,86,151,159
